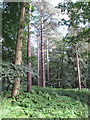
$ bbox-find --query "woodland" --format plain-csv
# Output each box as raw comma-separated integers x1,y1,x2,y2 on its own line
0,0,90,119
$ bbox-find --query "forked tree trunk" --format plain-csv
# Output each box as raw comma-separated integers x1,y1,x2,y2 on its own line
27,3,32,93
76,44,81,90
12,2,26,97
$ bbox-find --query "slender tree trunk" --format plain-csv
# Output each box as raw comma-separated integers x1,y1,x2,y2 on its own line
27,3,32,92
76,44,81,90
87,22,90,88
57,68,60,88
40,13,45,87
57,46,64,88
58,81,60,88
87,42,90,88
57,59,63,88
46,39,50,85
37,35,41,86
12,2,26,97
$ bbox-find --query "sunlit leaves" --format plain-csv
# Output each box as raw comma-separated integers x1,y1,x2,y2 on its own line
1,86,88,118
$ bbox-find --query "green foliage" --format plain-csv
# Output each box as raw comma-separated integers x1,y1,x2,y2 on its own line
1,62,36,91
26,3,34,12
58,2,90,27
28,56,37,64
1,86,89,118
2,2,20,61
64,28,90,44
31,6,35,12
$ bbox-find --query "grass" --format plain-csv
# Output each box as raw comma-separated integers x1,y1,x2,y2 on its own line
0,86,89,119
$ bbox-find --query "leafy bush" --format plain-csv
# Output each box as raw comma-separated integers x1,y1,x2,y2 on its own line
1,62,36,91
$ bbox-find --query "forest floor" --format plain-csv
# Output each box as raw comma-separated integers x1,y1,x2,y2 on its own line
0,86,89,119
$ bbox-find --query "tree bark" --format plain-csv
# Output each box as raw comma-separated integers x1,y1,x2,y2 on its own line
57,45,64,88
57,68,60,88
27,3,32,93
12,2,26,97
40,13,45,87
87,42,90,88
37,35,41,86
87,22,90,88
46,39,50,85
76,44,81,90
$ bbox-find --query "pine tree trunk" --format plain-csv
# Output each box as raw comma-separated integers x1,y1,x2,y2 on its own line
57,46,64,88
40,14,45,87
87,43,90,88
37,35,41,86
12,2,26,97
46,39,50,86
27,3,32,92
58,80,60,88
87,22,90,88
57,68,60,88
76,44,81,90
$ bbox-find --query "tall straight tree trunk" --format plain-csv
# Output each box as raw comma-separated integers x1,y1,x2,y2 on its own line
40,13,45,87
57,68,60,88
58,58,63,88
46,39,50,85
12,2,26,97
57,45,64,88
37,35,41,86
87,42,90,88
87,22,90,88
27,3,32,92
76,44,81,90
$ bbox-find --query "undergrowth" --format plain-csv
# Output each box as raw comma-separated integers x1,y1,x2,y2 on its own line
0,86,89,118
